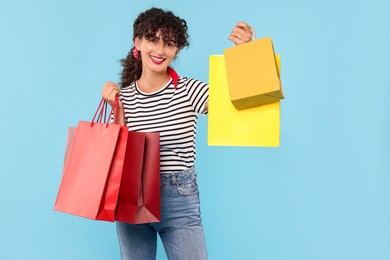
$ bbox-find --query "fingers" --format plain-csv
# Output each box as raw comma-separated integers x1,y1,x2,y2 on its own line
101,81,120,107
228,22,253,45
235,22,251,31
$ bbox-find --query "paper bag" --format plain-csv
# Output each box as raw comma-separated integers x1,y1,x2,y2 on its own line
224,37,283,110
55,98,127,221
208,55,281,147
115,131,161,224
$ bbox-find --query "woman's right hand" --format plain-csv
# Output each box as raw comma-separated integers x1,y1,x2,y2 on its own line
101,81,123,108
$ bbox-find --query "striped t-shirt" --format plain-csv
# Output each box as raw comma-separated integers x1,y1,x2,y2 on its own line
119,77,208,173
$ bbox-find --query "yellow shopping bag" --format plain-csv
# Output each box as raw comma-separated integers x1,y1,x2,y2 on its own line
224,37,284,110
208,55,281,147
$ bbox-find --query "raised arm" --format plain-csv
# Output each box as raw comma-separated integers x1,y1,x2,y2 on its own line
203,22,253,113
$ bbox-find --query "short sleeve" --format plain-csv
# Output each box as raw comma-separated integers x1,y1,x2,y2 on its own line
184,78,209,114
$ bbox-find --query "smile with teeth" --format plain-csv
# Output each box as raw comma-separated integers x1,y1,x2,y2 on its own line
150,55,166,64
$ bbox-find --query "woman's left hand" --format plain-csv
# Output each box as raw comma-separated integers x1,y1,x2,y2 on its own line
228,22,253,45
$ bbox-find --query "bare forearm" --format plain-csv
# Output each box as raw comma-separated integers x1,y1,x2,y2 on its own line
117,105,125,126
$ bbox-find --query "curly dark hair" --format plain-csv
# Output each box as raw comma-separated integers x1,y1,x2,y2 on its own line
119,8,190,88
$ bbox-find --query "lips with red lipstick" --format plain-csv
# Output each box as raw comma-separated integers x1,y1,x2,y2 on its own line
150,55,166,65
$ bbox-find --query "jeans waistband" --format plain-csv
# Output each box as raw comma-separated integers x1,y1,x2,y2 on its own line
161,166,196,184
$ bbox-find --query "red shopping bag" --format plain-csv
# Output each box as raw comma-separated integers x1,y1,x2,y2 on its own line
115,131,161,224
62,127,76,169
54,98,127,221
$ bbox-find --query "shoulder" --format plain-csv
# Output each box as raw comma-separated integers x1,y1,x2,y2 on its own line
120,81,136,93
119,82,136,102
121,81,135,95
177,77,208,89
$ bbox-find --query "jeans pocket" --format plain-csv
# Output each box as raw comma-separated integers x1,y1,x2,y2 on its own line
176,171,199,196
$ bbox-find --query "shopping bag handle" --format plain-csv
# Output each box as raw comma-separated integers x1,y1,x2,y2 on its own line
96,100,107,124
91,96,119,127
112,95,119,125
92,98,105,124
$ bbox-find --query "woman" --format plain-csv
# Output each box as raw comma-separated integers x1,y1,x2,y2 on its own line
101,7,252,260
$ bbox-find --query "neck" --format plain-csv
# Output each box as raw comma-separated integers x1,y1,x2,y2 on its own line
137,69,171,93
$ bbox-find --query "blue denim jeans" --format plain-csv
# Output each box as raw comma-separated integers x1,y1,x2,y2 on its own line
116,167,208,260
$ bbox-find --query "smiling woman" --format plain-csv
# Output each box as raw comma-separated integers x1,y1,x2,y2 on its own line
134,32,180,92
120,8,190,91
99,7,252,260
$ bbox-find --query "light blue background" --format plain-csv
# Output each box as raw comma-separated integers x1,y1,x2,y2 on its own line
1,0,389,259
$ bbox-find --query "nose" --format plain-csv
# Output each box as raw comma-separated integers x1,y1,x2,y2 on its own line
155,39,165,55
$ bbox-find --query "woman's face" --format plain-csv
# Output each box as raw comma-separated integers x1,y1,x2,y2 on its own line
134,31,179,75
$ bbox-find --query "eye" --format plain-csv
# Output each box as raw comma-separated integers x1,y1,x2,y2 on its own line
165,41,176,47
145,36,159,43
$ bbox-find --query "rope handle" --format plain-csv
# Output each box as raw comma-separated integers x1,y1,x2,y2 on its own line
91,95,119,127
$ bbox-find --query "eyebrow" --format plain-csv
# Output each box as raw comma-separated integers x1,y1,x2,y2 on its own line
145,33,177,44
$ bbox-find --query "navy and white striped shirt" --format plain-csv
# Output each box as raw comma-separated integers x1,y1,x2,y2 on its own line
119,77,208,173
